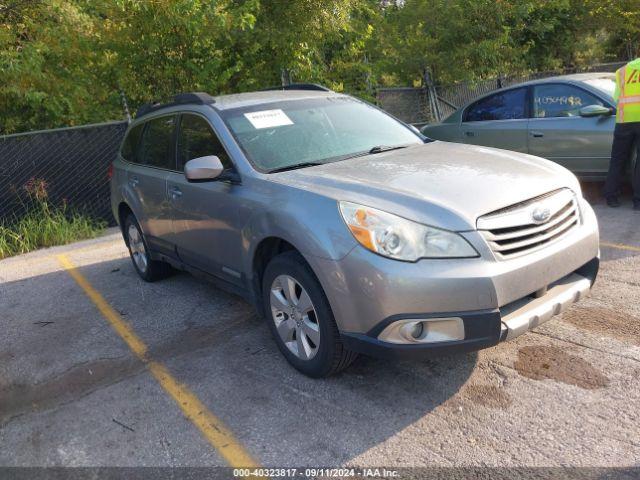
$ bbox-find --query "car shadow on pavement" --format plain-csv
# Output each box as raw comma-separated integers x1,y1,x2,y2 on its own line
1,255,478,465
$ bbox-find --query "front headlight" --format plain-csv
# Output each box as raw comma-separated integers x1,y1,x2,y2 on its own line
339,201,478,261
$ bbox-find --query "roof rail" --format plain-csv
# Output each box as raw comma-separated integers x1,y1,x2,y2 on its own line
173,92,216,104
135,92,216,119
262,83,332,92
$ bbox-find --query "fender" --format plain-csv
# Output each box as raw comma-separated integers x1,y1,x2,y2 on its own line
240,184,358,279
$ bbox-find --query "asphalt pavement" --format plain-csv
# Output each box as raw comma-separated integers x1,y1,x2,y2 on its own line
0,194,639,469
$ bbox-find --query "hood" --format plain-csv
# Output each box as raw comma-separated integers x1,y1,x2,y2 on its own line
270,142,579,231
628,58,640,70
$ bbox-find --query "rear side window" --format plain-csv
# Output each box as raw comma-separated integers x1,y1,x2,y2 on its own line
139,116,177,170
177,114,232,171
120,124,144,163
465,88,527,122
533,84,603,118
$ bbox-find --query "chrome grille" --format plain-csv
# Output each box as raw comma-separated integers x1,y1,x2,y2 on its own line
477,189,580,259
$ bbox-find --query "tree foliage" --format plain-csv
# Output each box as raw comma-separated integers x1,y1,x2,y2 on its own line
0,0,107,132
1,0,638,133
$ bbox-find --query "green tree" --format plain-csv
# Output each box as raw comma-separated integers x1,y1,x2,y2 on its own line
96,0,372,109
509,0,590,71
372,0,603,87
0,0,115,133
586,0,640,61
1,0,638,133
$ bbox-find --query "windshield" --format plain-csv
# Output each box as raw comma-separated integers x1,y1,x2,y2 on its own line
583,77,616,98
220,96,422,172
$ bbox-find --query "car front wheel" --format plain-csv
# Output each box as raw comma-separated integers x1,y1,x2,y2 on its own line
262,251,357,377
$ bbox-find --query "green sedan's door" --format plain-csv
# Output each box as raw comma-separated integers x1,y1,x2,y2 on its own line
527,83,615,178
459,87,529,153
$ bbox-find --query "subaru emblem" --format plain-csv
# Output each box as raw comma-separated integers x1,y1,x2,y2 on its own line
531,205,551,223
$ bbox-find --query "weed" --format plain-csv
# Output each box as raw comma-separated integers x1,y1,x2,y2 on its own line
0,179,106,259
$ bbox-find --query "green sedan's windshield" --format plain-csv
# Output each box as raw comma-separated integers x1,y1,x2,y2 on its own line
220,96,422,172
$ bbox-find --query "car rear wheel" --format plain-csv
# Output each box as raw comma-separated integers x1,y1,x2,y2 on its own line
262,251,357,377
123,213,171,282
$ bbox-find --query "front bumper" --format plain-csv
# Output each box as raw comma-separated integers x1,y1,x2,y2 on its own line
339,257,598,359
306,198,600,359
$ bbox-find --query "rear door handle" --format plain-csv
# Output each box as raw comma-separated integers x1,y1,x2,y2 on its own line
169,187,182,199
129,177,139,187
464,131,475,137
530,131,544,138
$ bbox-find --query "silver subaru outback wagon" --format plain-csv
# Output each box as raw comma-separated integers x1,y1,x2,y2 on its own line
111,86,600,377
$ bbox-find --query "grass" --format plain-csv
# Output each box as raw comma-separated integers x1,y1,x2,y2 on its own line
0,198,106,260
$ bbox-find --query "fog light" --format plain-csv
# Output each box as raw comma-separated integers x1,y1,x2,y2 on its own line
399,321,425,341
378,317,464,344
410,321,424,339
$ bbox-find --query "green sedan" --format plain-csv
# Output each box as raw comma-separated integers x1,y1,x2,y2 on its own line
421,73,637,180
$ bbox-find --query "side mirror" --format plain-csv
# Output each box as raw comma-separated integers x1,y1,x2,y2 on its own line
579,105,613,118
184,155,224,181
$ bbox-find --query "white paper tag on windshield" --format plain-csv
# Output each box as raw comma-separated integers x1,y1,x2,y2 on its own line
244,109,293,129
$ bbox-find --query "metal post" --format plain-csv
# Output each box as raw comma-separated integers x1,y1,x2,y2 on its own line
281,68,291,87
423,69,442,123
120,90,132,123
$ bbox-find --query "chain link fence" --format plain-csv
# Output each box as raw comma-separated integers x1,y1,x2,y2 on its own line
0,121,127,225
377,62,626,126
376,87,430,125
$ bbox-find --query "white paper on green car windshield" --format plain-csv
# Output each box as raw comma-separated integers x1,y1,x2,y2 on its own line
244,109,294,129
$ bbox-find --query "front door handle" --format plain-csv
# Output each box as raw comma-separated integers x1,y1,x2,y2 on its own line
530,131,544,138
169,187,182,199
464,131,475,137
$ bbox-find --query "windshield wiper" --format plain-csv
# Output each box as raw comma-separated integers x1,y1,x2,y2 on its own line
267,162,323,173
369,145,408,154
267,145,409,173
340,144,409,162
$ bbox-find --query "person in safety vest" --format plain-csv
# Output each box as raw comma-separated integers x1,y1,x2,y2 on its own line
604,57,640,209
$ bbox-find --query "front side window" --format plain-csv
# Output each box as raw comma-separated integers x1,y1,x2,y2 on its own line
139,116,176,170
177,114,232,171
533,84,604,118
465,88,527,122
120,124,144,163
220,97,422,172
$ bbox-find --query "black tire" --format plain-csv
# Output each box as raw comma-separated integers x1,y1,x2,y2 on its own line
123,213,172,282
262,251,358,377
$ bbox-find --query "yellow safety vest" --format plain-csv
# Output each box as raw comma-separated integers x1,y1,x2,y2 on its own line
616,63,640,123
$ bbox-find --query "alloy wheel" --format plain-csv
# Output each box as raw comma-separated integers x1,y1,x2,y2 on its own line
127,224,148,273
270,274,320,360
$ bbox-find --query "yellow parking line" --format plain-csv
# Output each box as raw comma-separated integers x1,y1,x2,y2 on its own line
600,241,640,253
56,254,258,468
53,239,126,260
68,240,124,256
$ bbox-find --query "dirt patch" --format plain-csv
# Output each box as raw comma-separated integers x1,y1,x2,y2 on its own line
149,317,249,360
562,306,640,345
0,350,15,367
0,318,253,425
462,384,512,410
0,357,142,424
514,345,609,390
